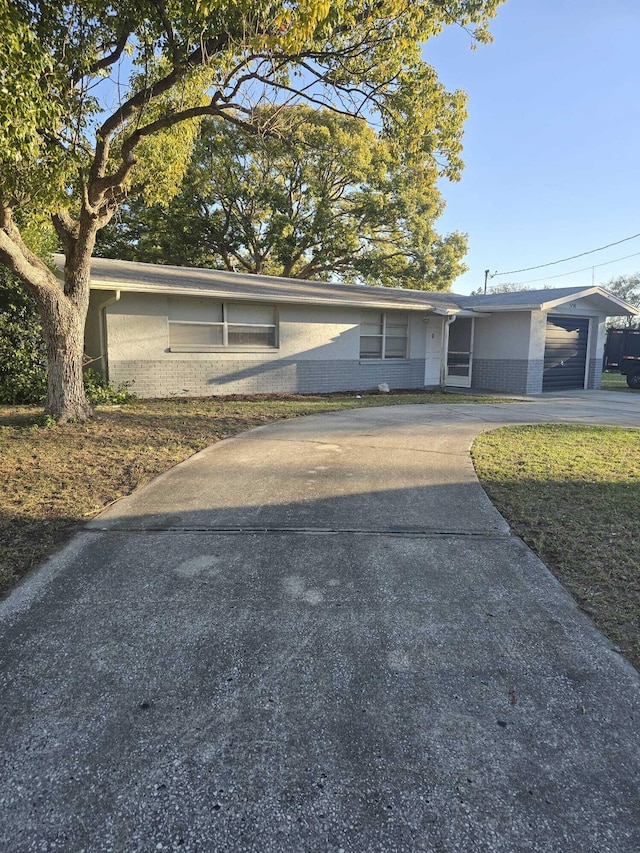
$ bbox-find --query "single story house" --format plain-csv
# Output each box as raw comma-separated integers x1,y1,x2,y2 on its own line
73,255,639,398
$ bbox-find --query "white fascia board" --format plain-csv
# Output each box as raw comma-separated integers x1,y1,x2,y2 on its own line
540,286,640,315
456,309,491,318
429,307,459,316
88,279,438,313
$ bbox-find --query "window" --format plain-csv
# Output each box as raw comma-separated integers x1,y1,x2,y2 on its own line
168,298,277,351
360,311,408,359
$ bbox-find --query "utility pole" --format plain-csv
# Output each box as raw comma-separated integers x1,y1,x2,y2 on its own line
484,269,490,294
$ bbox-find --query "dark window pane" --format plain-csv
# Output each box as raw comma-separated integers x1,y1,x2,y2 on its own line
360,336,383,358
385,336,407,358
170,323,223,347
228,325,276,347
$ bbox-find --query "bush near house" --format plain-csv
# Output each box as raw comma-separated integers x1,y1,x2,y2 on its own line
0,270,47,404
0,271,134,405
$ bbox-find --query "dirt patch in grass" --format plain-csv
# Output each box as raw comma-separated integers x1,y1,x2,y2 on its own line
472,424,640,670
0,389,511,595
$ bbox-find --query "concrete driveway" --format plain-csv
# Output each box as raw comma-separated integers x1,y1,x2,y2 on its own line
1,390,639,852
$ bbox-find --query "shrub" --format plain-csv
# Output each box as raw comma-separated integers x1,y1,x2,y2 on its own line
0,271,135,407
0,270,47,404
83,368,135,405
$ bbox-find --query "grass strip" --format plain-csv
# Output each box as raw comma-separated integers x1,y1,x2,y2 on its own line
600,371,638,393
0,389,509,595
472,424,640,670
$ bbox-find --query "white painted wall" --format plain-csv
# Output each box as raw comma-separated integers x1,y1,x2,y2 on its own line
472,311,532,360
528,310,546,362
277,303,360,360
106,293,171,360
85,290,109,368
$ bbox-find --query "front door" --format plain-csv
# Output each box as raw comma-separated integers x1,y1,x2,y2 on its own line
446,318,474,388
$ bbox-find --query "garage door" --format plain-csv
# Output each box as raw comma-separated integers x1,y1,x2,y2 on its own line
542,317,589,391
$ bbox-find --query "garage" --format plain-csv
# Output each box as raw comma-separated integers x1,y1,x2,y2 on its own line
542,316,589,391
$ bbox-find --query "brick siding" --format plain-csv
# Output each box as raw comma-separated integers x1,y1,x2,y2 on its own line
587,358,601,389
471,359,532,395
109,358,426,398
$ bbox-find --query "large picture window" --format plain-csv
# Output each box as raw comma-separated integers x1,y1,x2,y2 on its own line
169,298,277,351
360,311,408,359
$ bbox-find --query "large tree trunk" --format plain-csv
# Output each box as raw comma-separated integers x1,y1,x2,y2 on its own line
1,202,101,422
39,286,93,423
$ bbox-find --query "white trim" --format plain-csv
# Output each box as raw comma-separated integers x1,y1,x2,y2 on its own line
88,278,443,313
584,316,593,390
543,312,591,391
359,310,409,360
97,290,120,378
168,300,279,351
446,317,475,388
541,286,639,314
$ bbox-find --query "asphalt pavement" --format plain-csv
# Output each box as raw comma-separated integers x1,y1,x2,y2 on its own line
1,390,639,852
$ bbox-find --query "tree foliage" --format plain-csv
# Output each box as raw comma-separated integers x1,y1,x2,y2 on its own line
603,273,640,328
0,0,506,419
96,109,468,289
0,269,47,404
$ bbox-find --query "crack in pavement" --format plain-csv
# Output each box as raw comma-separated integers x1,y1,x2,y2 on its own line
84,526,511,538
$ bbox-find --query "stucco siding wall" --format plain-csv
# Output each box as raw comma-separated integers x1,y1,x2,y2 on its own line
472,312,532,360
105,294,429,361
84,290,115,377
528,311,546,362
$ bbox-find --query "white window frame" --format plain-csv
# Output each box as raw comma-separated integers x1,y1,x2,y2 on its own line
169,301,279,352
360,311,409,360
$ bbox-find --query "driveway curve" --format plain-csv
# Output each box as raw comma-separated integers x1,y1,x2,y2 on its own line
1,390,639,852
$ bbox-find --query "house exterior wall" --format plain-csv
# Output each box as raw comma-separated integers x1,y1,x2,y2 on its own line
85,286,613,399
469,302,608,394
470,311,536,394
84,290,114,376
99,292,432,397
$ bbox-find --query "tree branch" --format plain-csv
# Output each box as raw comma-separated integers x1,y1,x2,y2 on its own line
71,24,132,86
96,33,231,144
0,205,59,294
51,210,80,252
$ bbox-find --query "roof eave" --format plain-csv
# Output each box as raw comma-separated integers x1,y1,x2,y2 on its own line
88,279,449,313
540,286,640,314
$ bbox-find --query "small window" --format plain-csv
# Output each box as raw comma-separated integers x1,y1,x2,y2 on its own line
168,297,277,351
360,311,408,359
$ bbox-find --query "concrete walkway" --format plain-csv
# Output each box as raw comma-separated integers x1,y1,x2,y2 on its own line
1,390,639,852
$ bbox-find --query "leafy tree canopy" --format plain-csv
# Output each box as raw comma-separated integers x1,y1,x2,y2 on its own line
96,108,468,289
603,273,640,328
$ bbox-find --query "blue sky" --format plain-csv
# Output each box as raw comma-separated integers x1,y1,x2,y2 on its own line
426,0,640,294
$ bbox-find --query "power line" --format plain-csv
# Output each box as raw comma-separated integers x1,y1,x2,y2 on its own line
492,231,640,277
490,249,640,287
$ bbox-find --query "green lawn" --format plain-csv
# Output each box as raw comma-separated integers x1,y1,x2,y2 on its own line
472,424,640,670
600,371,636,392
